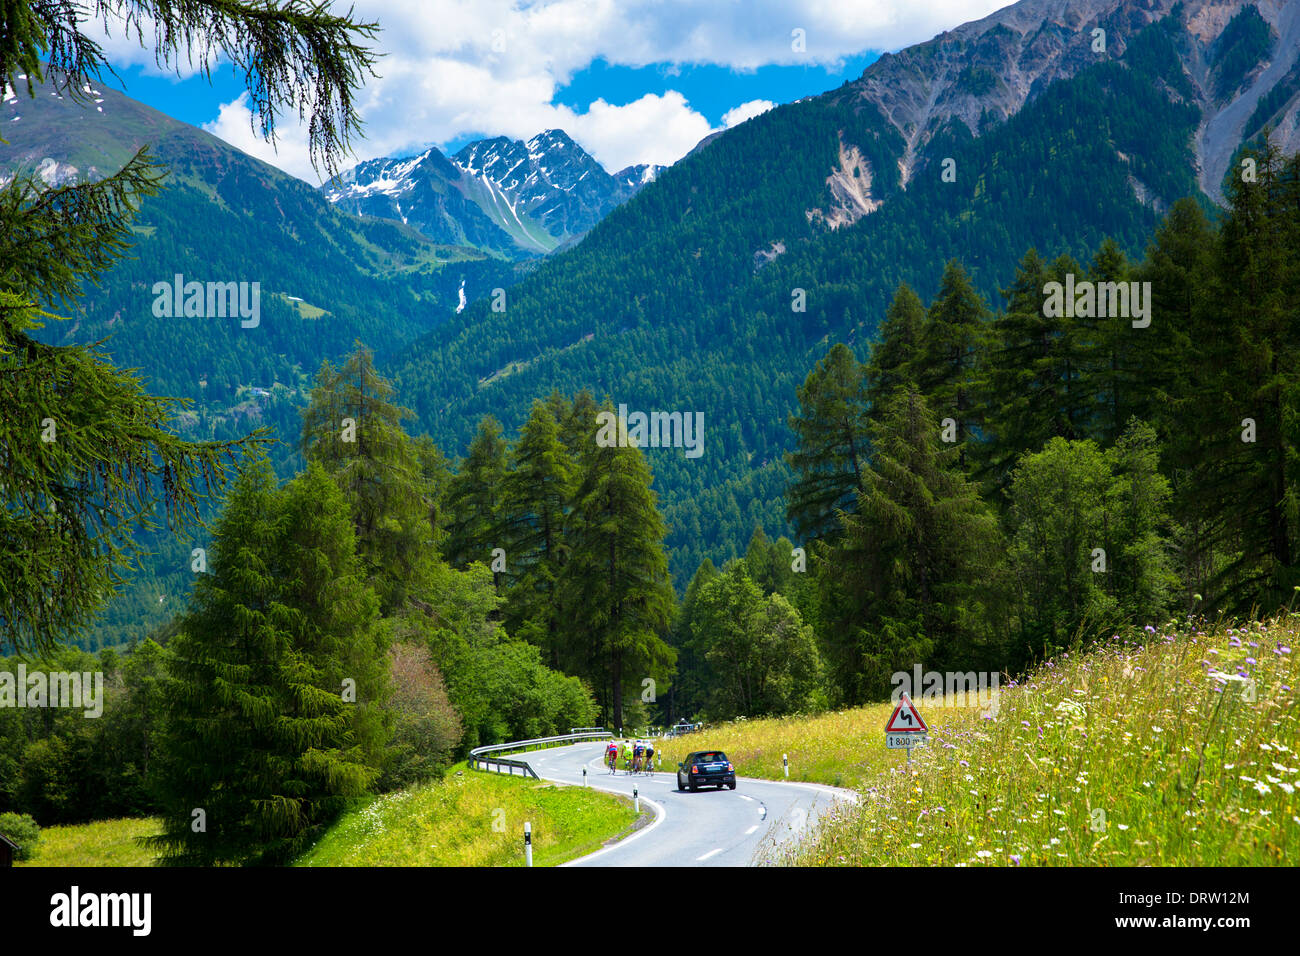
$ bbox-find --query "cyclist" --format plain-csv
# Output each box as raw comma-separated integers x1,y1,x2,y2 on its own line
644,739,656,775
620,738,633,772
605,740,618,773
633,739,645,773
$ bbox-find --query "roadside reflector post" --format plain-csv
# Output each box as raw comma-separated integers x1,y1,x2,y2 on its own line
582,767,587,787
524,822,532,867
634,787,639,813
783,753,789,778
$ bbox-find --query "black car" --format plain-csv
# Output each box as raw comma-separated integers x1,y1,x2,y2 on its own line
677,751,737,791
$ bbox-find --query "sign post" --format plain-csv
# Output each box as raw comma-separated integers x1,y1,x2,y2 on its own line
884,693,928,767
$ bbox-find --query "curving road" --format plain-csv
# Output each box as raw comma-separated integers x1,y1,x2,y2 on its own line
510,741,856,866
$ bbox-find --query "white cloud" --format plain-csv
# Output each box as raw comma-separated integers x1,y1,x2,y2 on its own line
566,92,714,171
722,99,776,128
204,92,320,182
184,0,1016,182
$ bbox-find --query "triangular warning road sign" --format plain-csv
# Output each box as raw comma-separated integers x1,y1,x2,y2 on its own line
885,693,928,733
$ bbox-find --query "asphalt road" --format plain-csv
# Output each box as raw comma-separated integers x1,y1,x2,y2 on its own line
511,741,856,866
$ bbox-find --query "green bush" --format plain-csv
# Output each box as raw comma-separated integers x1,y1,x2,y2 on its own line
0,812,41,861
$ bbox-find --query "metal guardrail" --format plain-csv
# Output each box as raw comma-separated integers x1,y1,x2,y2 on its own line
469,730,613,779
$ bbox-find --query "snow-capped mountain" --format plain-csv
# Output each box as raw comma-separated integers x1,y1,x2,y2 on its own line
323,130,663,257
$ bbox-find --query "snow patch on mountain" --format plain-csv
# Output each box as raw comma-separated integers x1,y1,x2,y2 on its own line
324,130,666,256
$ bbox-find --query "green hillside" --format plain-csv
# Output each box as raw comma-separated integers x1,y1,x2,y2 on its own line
390,13,1203,584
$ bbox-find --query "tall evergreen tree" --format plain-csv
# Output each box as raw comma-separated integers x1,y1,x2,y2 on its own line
500,401,574,664
785,343,871,541
1186,141,1300,610
443,416,509,580
865,283,925,421
833,388,1004,700
668,558,721,721
914,260,991,459
558,405,676,730
151,456,384,866
973,249,1092,495
300,345,432,615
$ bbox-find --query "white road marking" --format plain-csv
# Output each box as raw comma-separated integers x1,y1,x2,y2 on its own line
737,795,754,802
745,825,759,835
697,848,724,861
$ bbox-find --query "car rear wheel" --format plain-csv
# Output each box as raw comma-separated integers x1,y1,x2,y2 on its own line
727,782,737,790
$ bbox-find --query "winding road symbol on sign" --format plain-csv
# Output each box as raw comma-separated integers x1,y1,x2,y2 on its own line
885,693,928,733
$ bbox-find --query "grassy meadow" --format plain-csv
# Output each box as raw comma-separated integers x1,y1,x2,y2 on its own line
664,614,1296,866
15,764,640,868
16,817,162,867
297,762,642,866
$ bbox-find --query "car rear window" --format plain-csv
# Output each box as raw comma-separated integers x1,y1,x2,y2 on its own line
695,752,727,764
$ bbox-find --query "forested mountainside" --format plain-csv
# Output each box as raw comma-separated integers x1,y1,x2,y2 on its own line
392,0,1275,583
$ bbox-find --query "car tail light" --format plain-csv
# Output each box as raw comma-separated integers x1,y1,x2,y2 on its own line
727,763,734,771
691,765,699,774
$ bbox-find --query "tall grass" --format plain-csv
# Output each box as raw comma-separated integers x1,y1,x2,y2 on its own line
297,763,640,866
16,817,161,867
778,615,1297,866
654,704,908,789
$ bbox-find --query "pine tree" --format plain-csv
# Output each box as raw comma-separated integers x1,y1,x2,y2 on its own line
834,388,1003,700
300,345,433,615
864,283,925,421
499,401,574,664
558,404,676,730
668,559,721,721
913,260,991,459
151,456,384,866
1192,140,1300,610
974,248,1079,494
785,343,871,541
443,416,509,580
